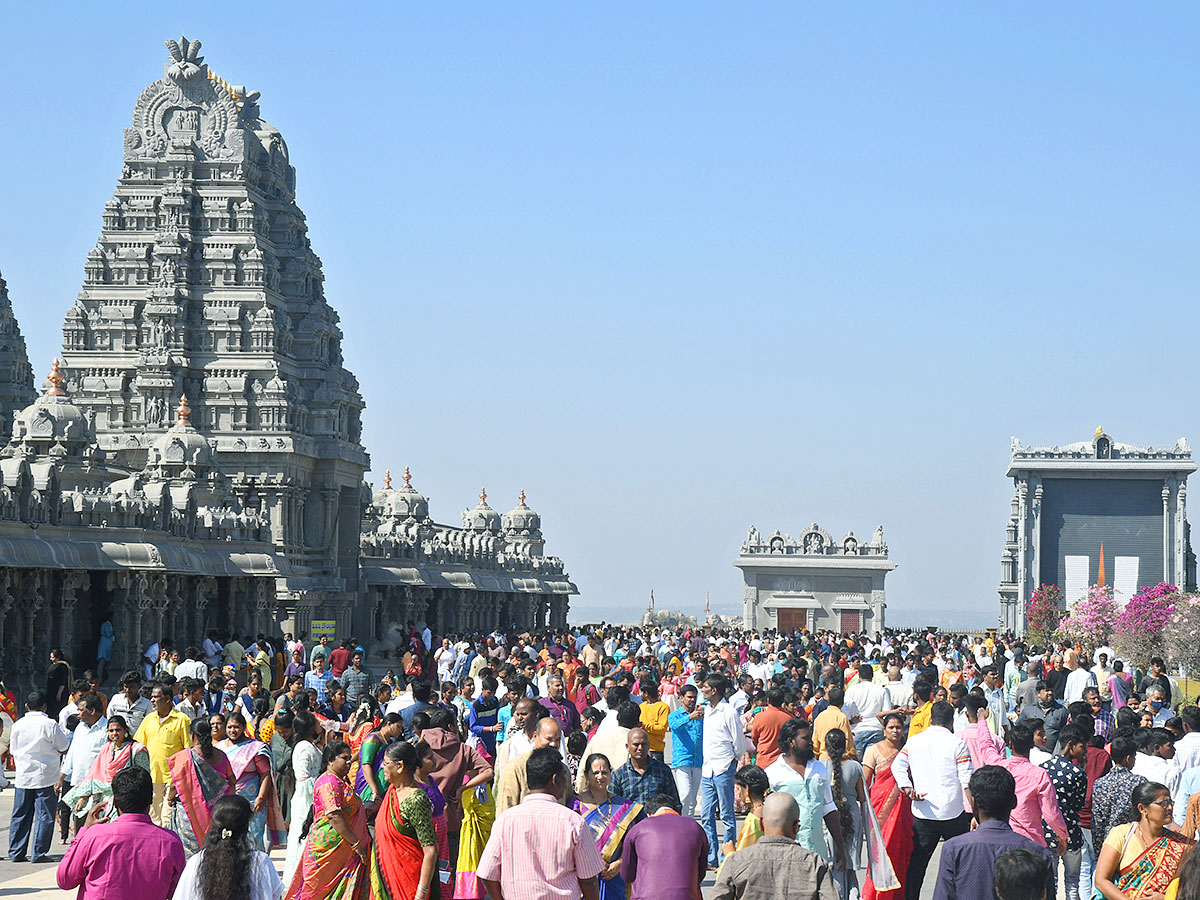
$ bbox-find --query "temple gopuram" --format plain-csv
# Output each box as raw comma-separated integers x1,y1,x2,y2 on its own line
0,37,574,693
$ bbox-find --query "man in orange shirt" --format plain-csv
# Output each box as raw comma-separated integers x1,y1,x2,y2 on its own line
812,685,858,760
638,681,670,761
749,687,794,769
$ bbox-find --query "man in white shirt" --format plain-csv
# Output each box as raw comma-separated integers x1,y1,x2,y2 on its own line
1133,728,1180,796
892,700,974,899
8,691,71,862
1064,653,1097,705
845,663,890,756
1175,707,1200,774
174,647,208,682
980,666,1008,736
57,679,86,732
729,674,753,719
885,666,914,711
58,694,107,836
699,673,746,869
898,659,918,690
743,650,772,685
202,631,223,669
106,672,152,735
174,678,207,721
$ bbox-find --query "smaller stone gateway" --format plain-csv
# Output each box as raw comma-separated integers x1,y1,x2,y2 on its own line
735,523,894,633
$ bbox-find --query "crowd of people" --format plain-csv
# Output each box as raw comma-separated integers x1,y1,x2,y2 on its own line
5,623,1200,900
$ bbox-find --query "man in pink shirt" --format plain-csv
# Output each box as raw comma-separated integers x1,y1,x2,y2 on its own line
479,746,603,900
1003,722,1068,851
963,695,1006,769
57,765,185,899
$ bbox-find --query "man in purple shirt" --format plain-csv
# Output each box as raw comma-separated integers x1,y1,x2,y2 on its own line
933,765,1054,900
57,766,185,900
540,674,582,735
621,793,708,900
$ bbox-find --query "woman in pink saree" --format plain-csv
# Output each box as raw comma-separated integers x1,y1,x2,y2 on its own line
285,740,370,900
220,711,286,850
166,718,237,855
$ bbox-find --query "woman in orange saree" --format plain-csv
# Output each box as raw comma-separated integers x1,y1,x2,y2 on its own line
1096,781,1193,900
285,740,371,900
370,741,439,900
861,715,910,900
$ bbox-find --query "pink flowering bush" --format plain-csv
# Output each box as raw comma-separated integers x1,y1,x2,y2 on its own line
1165,594,1200,678
1113,582,1178,667
1058,584,1118,661
1025,584,1064,649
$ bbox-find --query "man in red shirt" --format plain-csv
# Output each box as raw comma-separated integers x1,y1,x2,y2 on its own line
750,687,795,769
327,639,353,679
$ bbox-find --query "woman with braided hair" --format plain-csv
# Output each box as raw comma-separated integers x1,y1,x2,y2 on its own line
824,726,867,899
173,794,283,900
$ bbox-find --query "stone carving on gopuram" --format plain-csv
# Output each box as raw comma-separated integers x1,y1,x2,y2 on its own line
0,270,37,438
359,474,576,658
0,36,578,678
59,37,369,634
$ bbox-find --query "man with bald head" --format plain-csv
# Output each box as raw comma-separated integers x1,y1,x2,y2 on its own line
494,715,568,813
712,793,839,900
612,727,680,807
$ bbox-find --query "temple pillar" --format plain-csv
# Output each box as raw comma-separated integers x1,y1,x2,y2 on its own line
1177,482,1189,587
1164,482,1173,582
59,572,89,661
0,571,12,680
107,572,133,673
1030,479,1043,600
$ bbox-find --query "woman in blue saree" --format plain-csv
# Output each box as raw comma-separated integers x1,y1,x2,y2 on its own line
570,753,643,900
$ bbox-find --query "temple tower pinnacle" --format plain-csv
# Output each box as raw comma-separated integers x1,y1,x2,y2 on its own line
59,37,369,618
0,269,37,438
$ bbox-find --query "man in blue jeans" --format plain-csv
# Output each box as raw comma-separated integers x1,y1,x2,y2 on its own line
8,690,71,862
699,673,745,868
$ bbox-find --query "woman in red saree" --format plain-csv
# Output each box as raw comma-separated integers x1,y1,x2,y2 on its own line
166,718,237,855
369,740,439,900
861,714,911,900
286,740,371,900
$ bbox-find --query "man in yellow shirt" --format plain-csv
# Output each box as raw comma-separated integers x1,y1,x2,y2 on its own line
133,684,192,825
812,685,857,760
907,678,934,738
638,680,670,760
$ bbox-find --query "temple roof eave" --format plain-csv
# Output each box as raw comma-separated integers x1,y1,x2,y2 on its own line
360,562,577,595
0,528,287,577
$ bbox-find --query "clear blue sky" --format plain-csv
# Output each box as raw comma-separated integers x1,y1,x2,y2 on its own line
1,5,1197,625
